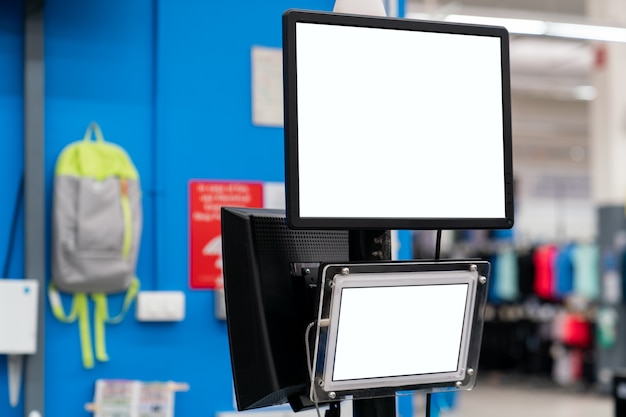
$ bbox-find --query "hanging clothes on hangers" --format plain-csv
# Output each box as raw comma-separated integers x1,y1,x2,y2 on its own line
555,243,575,298
572,243,600,300
534,245,558,300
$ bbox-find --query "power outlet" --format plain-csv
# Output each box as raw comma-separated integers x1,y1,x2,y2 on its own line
136,291,185,322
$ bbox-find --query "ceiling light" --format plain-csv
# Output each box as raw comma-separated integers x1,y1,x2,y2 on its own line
573,86,597,101
406,12,626,44
547,22,626,43
446,14,547,36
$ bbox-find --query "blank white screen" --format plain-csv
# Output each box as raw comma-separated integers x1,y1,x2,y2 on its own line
295,23,505,219
332,284,468,381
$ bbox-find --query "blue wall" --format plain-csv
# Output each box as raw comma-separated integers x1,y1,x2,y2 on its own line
5,1,341,417
44,1,160,415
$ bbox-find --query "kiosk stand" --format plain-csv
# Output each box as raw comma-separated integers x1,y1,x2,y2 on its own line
349,230,395,417
220,4,513,417
346,231,444,417
281,5,512,416
322,3,453,414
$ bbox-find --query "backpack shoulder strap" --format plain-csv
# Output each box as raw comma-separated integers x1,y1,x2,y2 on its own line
48,284,94,368
91,278,141,363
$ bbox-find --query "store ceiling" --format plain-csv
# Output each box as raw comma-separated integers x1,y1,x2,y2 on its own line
407,0,597,167
424,0,587,16
509,37,591,99
407,0,594,94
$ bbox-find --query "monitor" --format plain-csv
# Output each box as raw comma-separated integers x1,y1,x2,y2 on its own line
310,261,489,403
283,10,514,230
220,207,350,411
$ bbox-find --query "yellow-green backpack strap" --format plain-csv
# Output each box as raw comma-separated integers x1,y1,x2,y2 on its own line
91,278,140,363
119,178,132,259
83,122,105,143
75,293,94,369
48,284,94,369
48,283,79,323
107,277,140,324
92,293,110,363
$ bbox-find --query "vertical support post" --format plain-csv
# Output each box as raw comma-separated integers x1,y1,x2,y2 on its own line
349,230,396,417
588,0,626,394
23,0,46,416
349,230,391,262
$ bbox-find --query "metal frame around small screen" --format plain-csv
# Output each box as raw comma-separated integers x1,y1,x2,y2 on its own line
309,261,490,403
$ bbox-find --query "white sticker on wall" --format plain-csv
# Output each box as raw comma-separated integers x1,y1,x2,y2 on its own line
251,46,283,127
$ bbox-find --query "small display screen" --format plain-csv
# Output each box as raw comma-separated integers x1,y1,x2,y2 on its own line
316,263,484,392
332,284,469,381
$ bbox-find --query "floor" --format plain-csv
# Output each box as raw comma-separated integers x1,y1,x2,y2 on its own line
424,376,613,417
450,385,611,417
227,376,615,417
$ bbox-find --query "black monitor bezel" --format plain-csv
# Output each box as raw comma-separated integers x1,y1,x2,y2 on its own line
283,9,514,230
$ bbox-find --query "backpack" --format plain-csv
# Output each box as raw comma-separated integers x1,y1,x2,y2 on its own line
49,122,142,368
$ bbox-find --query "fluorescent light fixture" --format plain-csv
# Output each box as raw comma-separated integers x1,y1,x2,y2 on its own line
548,22,626,43
408,12,626,43
446,14,547,36
573,86,597,101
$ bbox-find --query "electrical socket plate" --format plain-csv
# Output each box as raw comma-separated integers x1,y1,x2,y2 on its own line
0,279,39,354
136,291,185,322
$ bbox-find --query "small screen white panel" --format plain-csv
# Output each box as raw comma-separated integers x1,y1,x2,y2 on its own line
333,284,468,381
296,22,505,219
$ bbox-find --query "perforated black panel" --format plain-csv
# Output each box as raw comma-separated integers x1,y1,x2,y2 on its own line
223,207,349,411
252,215,349,262
250,213,349,403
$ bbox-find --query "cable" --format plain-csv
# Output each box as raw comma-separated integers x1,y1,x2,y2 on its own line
305,322,316,380
3,175,24,278
305,321,323,417
426,229,443,417
150,0,160,289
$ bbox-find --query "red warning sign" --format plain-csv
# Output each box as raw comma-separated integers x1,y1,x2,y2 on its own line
189,181,263,289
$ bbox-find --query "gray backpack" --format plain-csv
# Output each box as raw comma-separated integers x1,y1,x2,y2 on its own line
49,123,141,368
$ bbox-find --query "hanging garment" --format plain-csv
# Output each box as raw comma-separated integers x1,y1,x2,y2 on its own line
572,243,600,300
555,244,575,298
534,245,558,300
495,248,519,302
517,247,536,297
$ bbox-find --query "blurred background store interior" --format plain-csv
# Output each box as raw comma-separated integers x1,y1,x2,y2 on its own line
2,0,626,416
407,0,625,415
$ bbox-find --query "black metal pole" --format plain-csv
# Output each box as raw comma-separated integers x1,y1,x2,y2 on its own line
348,230,392,262
426,229,443,417
349,230,396,417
